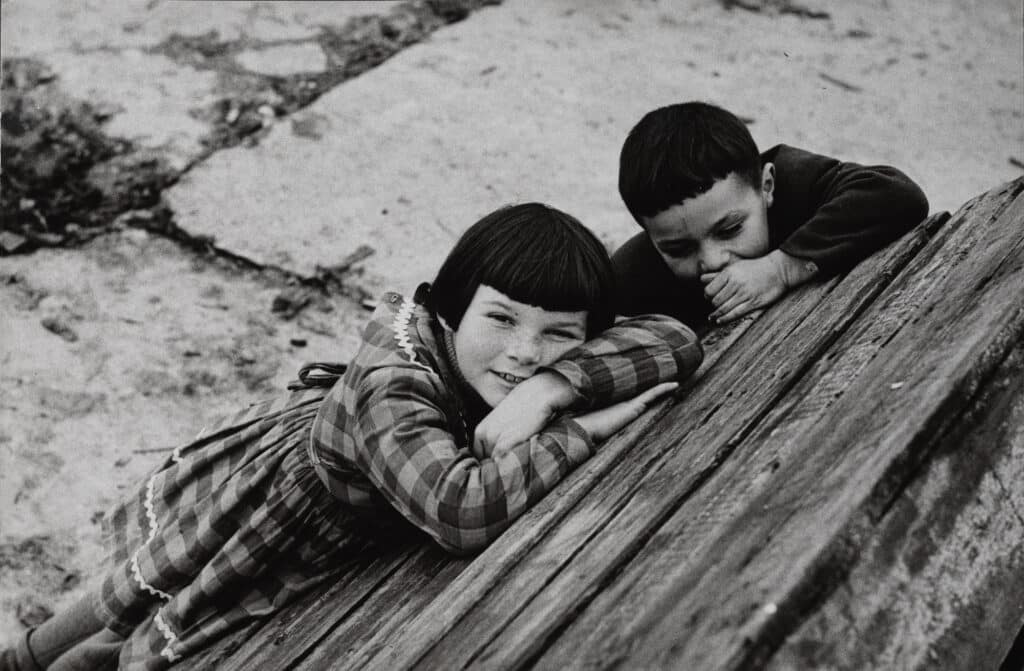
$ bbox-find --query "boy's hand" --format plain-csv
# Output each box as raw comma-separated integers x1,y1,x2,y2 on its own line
473,372,575,458
701,251,817,324
573,382,679,443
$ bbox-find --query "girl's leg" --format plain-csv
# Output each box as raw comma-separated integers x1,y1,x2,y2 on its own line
48,629,123,671
5,592,108,670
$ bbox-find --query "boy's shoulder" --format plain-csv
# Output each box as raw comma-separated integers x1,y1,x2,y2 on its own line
761,144,841,179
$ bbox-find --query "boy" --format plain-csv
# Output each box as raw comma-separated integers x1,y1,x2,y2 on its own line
612,101,929,328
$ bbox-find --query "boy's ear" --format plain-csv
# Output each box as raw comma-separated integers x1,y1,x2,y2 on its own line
761,162,776,208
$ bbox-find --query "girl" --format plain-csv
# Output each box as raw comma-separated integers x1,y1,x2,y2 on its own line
2,203,702,670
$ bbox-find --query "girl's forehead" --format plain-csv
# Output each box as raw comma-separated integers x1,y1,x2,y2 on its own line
472,285,587,323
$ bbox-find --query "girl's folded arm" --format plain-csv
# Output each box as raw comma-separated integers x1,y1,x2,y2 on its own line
542,314,703,410
352,367,594,555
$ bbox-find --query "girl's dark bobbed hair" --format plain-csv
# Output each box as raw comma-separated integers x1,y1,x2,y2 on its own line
429,203,615,337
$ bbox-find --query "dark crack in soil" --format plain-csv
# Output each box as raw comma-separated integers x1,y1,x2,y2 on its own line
1,0,500,259
1,59,176,254
153,0,502,152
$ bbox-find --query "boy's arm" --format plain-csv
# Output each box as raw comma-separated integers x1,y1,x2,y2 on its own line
769,144,930,277
704,146,929,323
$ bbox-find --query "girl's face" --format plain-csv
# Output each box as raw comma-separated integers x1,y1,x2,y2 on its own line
450,285,587,407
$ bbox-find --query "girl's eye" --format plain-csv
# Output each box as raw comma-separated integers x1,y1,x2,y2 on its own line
488,313,514,326
547,330,582,341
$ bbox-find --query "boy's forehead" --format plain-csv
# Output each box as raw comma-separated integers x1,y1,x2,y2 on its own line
644,175,756,241
644,204,718,241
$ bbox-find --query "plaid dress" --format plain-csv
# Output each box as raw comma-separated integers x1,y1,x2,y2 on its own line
91,287,702,668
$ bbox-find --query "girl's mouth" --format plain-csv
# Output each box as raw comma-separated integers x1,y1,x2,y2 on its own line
494,371,527,385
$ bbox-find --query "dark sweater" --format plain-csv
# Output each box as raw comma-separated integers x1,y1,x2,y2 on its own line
611,144,929,327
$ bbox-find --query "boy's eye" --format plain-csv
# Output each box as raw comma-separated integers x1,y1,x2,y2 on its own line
661,243,696,258
717,221,743,239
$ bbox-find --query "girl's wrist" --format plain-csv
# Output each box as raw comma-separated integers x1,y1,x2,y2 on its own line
527,372,576,412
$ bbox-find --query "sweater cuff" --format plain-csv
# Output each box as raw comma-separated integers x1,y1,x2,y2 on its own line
542,361,590,409
561,417,596,461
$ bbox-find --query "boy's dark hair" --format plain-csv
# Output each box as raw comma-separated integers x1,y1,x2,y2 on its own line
430,203,615,336
619,101,762,223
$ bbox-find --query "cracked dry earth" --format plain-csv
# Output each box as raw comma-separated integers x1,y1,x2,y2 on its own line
1,0,1021,644
1,0,499,640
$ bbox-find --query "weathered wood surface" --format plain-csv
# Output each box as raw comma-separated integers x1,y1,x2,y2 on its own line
376,211,953,671
533,179,1024,670
199,177,1024,670
766,338,1024,671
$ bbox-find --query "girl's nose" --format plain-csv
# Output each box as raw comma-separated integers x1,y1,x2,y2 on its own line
506,331,541,365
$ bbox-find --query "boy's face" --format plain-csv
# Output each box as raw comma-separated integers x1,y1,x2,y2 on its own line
641,165,775,283
450,285,587,407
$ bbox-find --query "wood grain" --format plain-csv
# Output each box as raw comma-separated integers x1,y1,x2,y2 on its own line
208,542,420,671
589,179,1024,670
766,338,1024,671
387,211,951,670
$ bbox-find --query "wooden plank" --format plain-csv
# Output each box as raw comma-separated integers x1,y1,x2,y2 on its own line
552,178,1024,670
204,281,758,670
195,542,420,671
361,210,951,670
297,548,468,670
766,338,1024,671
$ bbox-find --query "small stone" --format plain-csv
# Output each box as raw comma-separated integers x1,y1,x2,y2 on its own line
0,231,29,254
16,599,53,628
889,381,905,390
236,43,327,77
290,338,308,348
41,316,78,342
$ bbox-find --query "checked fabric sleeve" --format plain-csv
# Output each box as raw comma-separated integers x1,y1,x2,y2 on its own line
543,314,703,410
311,298,703,555
351,365,595,554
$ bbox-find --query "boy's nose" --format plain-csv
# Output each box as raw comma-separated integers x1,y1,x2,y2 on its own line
698,246,730,274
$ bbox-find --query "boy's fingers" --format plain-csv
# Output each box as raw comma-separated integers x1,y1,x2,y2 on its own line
700,272,717,285
716,301,753,324
709,281,740,307
710,292,747,319
703,272,728,296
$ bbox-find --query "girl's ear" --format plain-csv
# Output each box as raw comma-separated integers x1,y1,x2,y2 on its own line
761,163,776,208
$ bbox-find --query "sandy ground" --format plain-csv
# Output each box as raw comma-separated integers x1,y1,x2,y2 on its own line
1,0,1021,647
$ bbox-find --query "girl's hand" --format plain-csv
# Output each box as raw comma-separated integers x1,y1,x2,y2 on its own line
573,382,679,443
473,372,575,458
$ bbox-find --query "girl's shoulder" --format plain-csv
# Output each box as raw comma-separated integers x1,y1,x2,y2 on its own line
355,290,443,377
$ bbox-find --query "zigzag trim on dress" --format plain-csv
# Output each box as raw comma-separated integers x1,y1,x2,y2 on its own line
129,459,180,660
154,612,181,662
392,296,435,373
